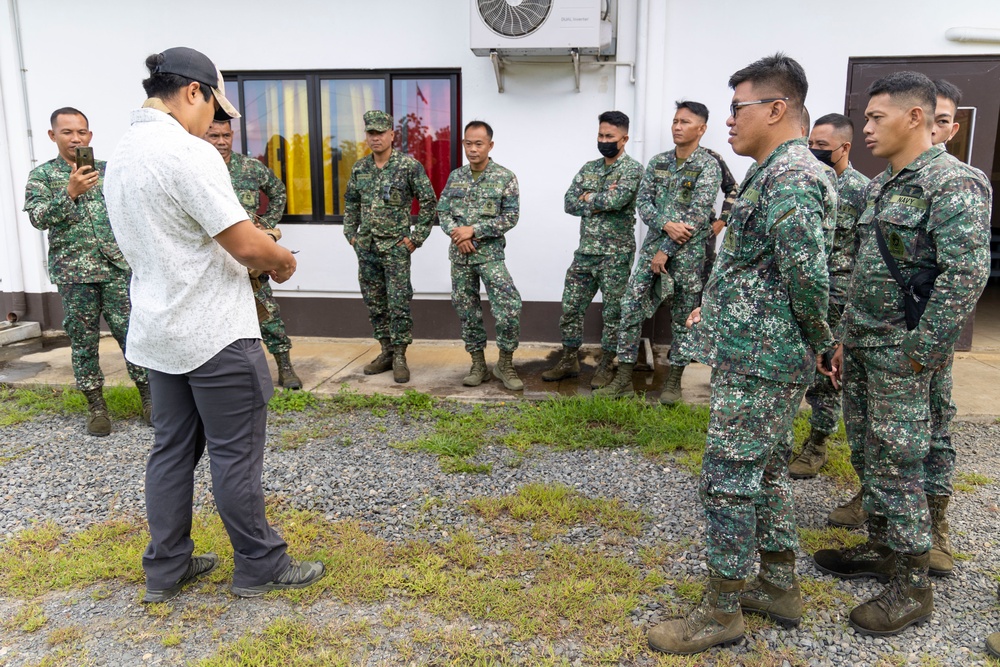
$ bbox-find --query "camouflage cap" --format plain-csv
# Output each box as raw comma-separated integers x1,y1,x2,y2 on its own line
364,110,393,133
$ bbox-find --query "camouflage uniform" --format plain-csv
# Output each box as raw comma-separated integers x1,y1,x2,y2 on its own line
615,147,722,364
227,152,290,355
23,156,147,391
686,138,836,579
701,148,740,284
344,149,437,345
438,159,521,352
559,153,643,352
804,165,869,436
840,145,992,554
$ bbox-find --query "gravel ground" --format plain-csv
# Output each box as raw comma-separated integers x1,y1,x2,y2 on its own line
1,408,999,666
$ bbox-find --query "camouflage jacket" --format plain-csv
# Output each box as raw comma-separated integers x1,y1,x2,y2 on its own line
827,164,870,306
228,152,287,229
24,156,129,284
343,149,437,252
437,159,519,266
636,146,722,256
688,138,836,384
704,147,739,223
840,146,992,368
563,153,642,254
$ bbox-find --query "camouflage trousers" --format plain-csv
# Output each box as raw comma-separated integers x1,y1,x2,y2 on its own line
663,239,706,367
843,345,932,554
356,242,413,345
615,242,674,364
804,303,845,436
558,250,634,353
700,369,806,579
255,277,292,356
701,233,719,286
57,274,148,391
451,260,521,353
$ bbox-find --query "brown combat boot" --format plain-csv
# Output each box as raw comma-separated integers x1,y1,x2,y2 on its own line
849,551,933,636
392,345,409,383
83,388,111,437
592,362,635,398
659,364,685,405
740,550,802,627
814,516,895,582
788,429,829,479
363,338,393,375
275,352,302,390
927,494,953,577
493,350,524,391
542,346,580,381
988,632,1000,659
590,351,616,389
828,488,868,527
647,576,745,655
463,350,489,387
136,382,153,426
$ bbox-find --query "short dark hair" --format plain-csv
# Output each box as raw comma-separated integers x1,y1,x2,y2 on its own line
866,71,936,123
728,52,808,114
50,107,88,128
464,120,493,139
142,53,213,103
675,100,709,122
210,119,232,127
933,79,963,107
813,112,854,140
598,110,629,131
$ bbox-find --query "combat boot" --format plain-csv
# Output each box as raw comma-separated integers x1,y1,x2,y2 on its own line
849,550,933,636
275,352,303,390
463,350,490,387
363,338,393,375
927,494,953,577
590,351,616,389
788,429,829,479
136,382,153,426
814,516,895,582
987,632,1000,660
493,350,524,391
828,488,868,527
659,364,685,405
740,550,802,627
541,346,579,381
592,362,635,398
83,388,111,437
392,344,409,383
647,576,744,655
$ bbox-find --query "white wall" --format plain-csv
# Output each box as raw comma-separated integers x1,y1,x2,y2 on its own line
3,0,1000,313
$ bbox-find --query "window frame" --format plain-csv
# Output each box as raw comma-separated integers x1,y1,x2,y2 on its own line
223,68,462,224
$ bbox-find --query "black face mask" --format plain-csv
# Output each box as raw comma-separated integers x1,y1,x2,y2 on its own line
598,141,620,158
809,143,844,168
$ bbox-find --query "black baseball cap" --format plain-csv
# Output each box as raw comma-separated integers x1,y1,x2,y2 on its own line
152,47,239,121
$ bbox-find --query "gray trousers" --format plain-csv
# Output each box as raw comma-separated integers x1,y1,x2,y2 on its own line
143,338,289,589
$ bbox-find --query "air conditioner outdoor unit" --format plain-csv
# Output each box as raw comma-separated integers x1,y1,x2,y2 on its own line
471,0,615,57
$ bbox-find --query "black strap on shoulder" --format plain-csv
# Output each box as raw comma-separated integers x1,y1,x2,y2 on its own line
873,221,910,295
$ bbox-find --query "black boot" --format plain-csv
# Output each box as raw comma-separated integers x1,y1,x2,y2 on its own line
275,351,302,389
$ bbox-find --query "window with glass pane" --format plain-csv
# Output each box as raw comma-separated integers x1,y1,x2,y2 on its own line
223,80,242,151
321,79,385,216
242,79,312,215
392,78,452,200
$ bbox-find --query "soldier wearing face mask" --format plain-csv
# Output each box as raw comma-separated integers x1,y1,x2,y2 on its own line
787,114,870,482
543,110,643,388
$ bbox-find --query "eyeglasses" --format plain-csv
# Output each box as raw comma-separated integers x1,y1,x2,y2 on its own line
730,97,789,118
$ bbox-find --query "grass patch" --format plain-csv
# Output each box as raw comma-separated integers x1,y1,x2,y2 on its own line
268,389,319,414
0,384,144,426
4,602,47,632
194,618,357,667
797,526,867,556
47,625,84,646
394,404,502,474
954,471,993,493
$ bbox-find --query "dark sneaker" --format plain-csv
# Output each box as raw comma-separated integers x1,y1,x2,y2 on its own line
231,559,326,598
142,553,219,603
814,541,895,583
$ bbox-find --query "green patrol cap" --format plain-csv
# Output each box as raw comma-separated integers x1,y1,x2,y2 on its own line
364,110,393,132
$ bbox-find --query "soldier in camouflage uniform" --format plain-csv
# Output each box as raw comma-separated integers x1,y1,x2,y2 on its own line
813,72,991,637
438,121,523,391
787,113,869,480
701,148,739,285
23,107,151,436
344,110,437,383
595,101,722,400
204,120,301,390
542,111,643,389
648,55,836,656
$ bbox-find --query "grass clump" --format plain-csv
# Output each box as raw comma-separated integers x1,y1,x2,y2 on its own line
268,389,319,414
797,526,867,556
194,618,357,667
0,384,144,426
954,471,993,493
4,602,47,632
395,404,502,474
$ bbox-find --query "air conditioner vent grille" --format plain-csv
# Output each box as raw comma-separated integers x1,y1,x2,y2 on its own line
477,0,552,38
